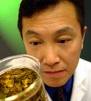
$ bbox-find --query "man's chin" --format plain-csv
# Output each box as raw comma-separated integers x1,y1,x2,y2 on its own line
43,79,67,87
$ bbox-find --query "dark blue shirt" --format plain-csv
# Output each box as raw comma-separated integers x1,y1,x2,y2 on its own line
45,76,74,101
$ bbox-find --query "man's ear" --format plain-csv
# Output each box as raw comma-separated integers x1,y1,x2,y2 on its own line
81,26,87,49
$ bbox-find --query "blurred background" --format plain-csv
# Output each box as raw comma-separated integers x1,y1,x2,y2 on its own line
0,0,91,61
0,0,25,59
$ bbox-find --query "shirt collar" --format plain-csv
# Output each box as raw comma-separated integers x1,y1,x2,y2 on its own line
64,75,74,93
45,75,74,95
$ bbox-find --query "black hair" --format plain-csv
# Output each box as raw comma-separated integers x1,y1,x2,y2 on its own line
18,0,85,35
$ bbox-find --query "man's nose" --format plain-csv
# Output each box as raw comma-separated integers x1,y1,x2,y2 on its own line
43,47,60,66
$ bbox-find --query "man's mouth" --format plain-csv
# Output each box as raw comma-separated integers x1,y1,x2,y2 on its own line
43,70,66,78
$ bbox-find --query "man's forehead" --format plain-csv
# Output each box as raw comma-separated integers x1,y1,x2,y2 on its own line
22,1,77,24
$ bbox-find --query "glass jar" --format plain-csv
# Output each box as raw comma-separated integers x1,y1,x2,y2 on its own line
0,54,50,101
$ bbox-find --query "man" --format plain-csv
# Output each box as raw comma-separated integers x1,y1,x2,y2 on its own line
18,0,91,101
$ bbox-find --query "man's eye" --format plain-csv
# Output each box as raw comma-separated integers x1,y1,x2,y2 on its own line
57,39,71,44
29,41,42,45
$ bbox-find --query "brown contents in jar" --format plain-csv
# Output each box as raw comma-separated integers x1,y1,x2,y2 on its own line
0,68,37,99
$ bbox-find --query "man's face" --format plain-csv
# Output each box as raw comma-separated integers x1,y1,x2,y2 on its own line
22,1,84,87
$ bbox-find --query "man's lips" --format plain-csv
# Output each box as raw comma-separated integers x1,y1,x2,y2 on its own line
42,70,66,78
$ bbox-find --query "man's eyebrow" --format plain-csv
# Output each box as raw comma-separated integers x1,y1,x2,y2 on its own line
25,30,40,36
55,26,75,36
25,27,75,36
